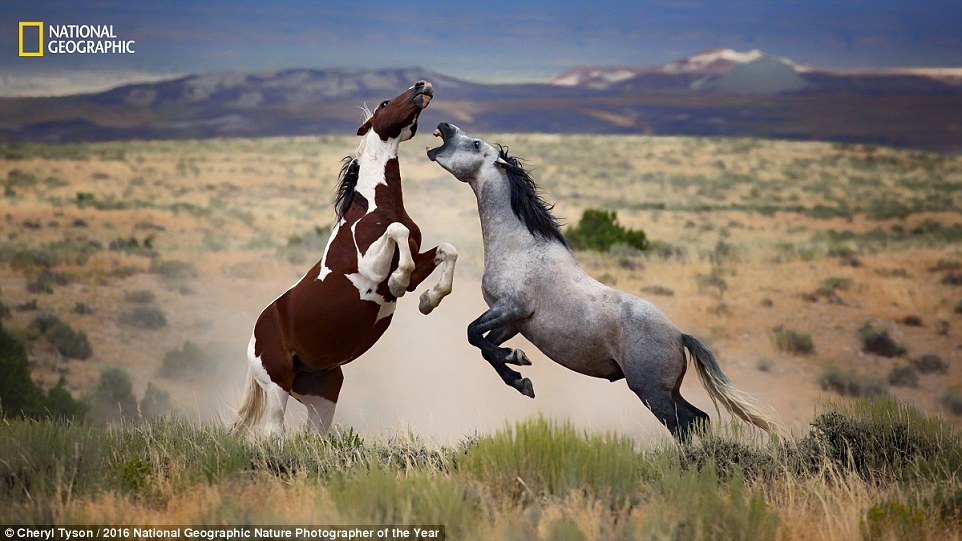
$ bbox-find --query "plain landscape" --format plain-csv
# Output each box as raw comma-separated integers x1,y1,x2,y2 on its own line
2,130,962,538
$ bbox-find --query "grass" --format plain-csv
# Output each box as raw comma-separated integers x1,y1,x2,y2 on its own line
1,399,961,539
819,365,889,397
771,326,814,355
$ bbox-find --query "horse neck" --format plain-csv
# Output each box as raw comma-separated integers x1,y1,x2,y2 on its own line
471,172,536,254
354,132,404,211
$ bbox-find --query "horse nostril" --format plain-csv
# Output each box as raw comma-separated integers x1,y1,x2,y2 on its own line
415,80,426,88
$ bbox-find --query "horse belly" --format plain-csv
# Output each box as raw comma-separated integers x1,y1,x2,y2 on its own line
285,275,394,368
519,316,623,380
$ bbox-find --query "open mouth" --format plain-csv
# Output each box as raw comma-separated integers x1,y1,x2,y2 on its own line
426,122,455,161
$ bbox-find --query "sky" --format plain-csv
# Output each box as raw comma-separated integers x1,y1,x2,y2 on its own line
3,0,962,94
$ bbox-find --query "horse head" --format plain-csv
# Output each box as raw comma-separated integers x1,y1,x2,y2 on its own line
426,122,510,181
357,80,433,142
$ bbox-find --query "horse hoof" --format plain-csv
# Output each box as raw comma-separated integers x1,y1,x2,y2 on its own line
519,378,535,398
418,291,435,315
388,277,407,298
505,349,531,366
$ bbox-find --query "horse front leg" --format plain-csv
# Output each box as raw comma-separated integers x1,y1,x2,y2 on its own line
358,222,415,298
467,305,535,398
405,243,458,315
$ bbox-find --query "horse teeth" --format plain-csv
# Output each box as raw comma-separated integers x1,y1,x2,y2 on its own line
432,129,442,137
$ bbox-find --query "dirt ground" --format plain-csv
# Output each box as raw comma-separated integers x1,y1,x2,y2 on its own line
1,133,960,445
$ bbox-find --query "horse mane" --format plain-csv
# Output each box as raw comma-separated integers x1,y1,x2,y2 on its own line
497,145,568,247
334,155,360,219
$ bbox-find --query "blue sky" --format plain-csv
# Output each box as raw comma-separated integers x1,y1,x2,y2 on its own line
4,0,962,84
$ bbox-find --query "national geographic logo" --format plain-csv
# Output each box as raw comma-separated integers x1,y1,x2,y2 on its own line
18,22,136,57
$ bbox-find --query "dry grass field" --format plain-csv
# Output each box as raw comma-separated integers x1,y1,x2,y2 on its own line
2,133,962,538
1,133,960,436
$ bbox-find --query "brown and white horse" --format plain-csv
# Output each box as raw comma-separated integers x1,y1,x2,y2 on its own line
233,81,457,435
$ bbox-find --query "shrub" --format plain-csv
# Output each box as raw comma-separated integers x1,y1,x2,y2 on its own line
119,305,167,329
820,276,853,291
771,326,814,355
123,289,156,304
565,209,648,252
0,324,85,420
87,367,140,422
278,225,332,264
28,313,92,360
858,322,906,357
887,365,919,388
140,383,174,419
941,389,962,415
159,341,212,379
911,353,948,374
819,365,888,397
150,259,197,280
460,416,648,504
800,397,956,480
26,269,69,294
955,299,962,314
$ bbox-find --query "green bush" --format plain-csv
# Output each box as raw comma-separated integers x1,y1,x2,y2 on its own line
460,416,649,504
887,365,919,388
123,289,156,304
819,365,888,397
140,383,174,419
28,313,93,360
150,259,198,280
565,209,648,252
26,269,69,294
912,353,948,374
800,397,959,481
941,389,962,415
0,323,85,420
858,322,906,357
119,305,167,329
87,367,140,422
771,326,814,355
159,340,212,379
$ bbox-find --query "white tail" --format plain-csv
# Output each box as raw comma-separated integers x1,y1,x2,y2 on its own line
230,368,265,434
684,334,783,434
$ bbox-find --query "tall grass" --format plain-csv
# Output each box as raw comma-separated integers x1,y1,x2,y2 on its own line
2,399,961,539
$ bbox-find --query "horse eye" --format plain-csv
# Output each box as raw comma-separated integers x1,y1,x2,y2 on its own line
474,141,480,150
380,101,389,108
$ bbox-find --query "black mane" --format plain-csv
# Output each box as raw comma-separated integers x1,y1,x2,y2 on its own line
497,145,567,247
334,155,359,219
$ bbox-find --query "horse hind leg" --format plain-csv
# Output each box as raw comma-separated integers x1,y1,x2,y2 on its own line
625,342,708,440
247,329,291,436
468,308,535,397
291,365,343,434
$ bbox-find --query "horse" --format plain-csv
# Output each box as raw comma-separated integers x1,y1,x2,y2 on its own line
426,122,778,440
232,81,458,435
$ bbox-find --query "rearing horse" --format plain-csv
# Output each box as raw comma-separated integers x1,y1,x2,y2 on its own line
427,122,778,440
233,81,458,435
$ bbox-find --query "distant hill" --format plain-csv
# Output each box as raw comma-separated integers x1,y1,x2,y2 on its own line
2,50,961,151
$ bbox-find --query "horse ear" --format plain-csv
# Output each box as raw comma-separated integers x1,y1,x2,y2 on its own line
357,117,373,136
495,155,510,168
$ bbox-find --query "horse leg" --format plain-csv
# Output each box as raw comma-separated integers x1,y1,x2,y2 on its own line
407,243,458,315
467,305,535,397
623,337,708,440
291,366,343,434
485,325,530,366
356,222,415,297
247,325,292,436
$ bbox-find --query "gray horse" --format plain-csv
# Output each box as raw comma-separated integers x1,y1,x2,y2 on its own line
427,122,779,439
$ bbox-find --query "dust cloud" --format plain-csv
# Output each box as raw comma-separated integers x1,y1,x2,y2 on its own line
176,175,712,447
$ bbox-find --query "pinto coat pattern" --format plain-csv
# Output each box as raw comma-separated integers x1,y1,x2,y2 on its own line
233,82,457,435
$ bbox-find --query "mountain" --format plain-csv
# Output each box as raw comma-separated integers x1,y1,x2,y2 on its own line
2,50,961,151
552,48,962,96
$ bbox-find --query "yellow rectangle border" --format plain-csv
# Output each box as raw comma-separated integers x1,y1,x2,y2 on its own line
19,21,44,57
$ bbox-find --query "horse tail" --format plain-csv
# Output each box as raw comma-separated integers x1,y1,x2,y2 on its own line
231,368,265,434
683,333,781,434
